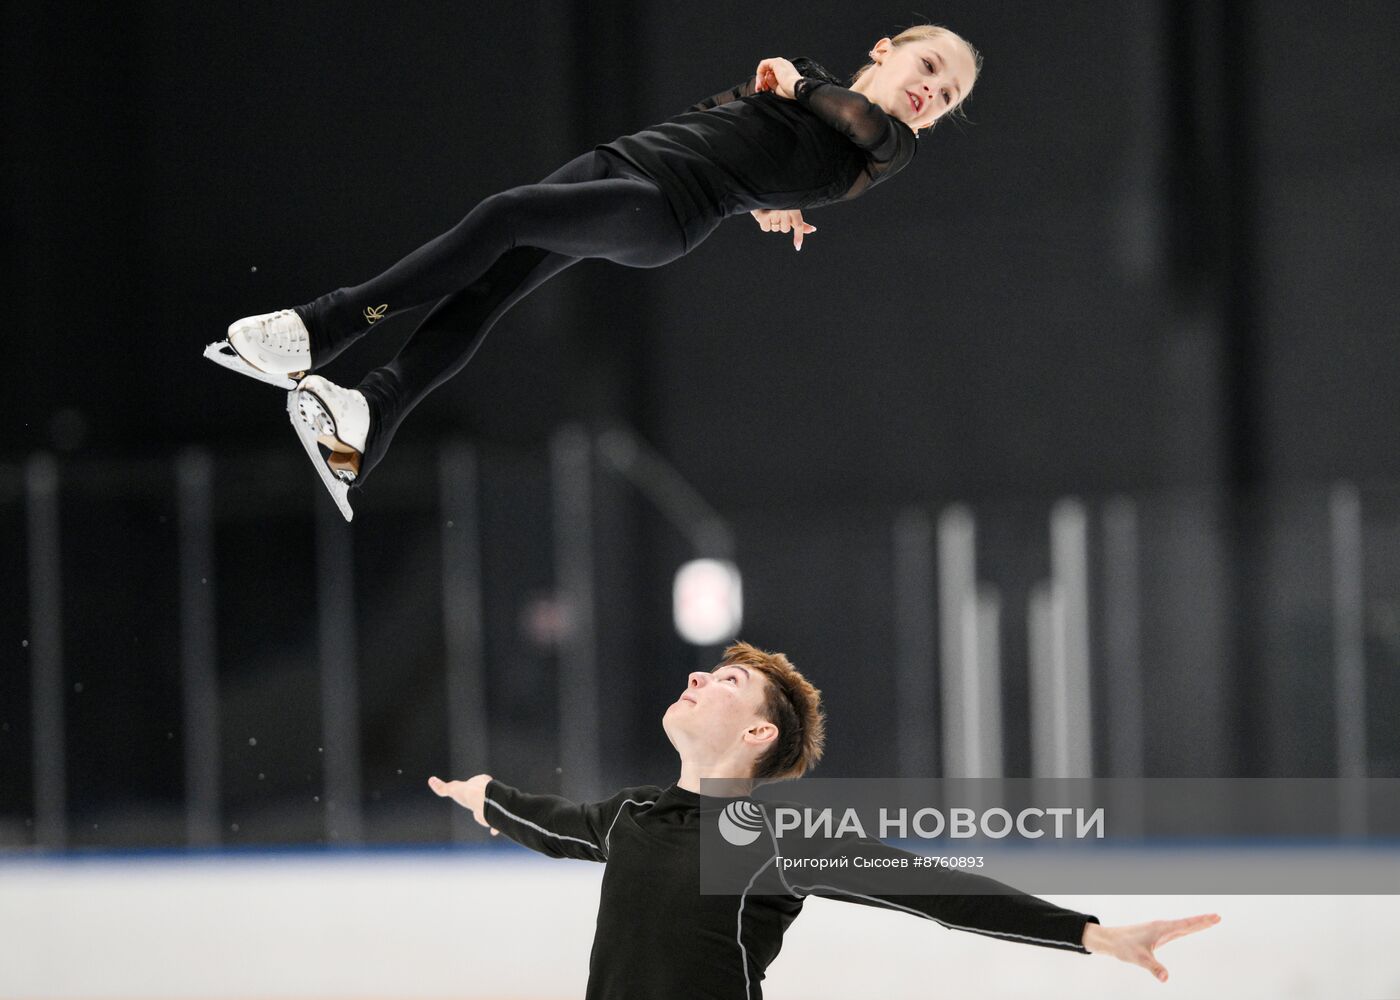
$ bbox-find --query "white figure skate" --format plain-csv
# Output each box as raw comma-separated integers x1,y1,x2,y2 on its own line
205,309,312,390
287,375,370,523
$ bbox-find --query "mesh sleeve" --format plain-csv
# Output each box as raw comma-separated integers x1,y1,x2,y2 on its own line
793,79,902,161
793,77,917,201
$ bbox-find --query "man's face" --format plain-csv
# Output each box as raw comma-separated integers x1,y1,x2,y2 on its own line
662,663,771,756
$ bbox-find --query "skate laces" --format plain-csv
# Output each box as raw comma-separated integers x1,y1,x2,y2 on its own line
257,310,308,354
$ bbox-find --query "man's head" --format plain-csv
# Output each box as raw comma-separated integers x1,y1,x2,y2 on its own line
662,641,826,783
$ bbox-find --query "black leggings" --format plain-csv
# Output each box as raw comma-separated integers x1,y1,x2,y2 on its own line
295,149,709,484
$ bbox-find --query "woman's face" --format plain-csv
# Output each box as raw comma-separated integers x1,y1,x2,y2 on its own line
866,35,977,130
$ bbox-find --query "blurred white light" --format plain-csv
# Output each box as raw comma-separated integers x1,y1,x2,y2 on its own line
673,559,743,645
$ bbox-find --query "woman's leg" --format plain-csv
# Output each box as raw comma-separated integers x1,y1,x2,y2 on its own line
348,245,578,484
296,150,687,367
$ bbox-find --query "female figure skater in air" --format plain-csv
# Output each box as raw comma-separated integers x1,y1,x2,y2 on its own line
207,25,980,520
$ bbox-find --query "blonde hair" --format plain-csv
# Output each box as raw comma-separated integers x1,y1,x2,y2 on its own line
851,24,983,125
719,641,826,782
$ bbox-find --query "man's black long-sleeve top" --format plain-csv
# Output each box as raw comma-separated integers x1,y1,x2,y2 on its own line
484,779,1098,1000
596,57,917,250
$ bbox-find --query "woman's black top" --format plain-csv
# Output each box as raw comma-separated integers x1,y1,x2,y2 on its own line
484,779,1097,1000
597,57,918,249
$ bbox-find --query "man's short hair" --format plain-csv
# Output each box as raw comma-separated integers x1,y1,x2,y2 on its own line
720,641,826,782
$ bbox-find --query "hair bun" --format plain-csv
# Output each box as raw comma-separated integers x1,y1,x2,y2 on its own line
791,56,840,84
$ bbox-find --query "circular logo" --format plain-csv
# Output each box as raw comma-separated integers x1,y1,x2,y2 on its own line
718,800,766,846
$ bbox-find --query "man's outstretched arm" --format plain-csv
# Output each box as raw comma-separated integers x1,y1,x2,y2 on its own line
429,774,637,863
780,833,1219,981
780,835,1097,953
1080,914,1222,984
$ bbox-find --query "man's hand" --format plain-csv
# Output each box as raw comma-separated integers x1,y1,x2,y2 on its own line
428,774,498,835
750,209,816,251
753,57,801,99
1082,913,1221,983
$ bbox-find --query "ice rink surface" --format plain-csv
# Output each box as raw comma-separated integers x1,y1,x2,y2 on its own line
1,851,1397,999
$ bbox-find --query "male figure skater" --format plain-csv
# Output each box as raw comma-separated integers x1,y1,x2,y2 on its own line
430,642,1218,998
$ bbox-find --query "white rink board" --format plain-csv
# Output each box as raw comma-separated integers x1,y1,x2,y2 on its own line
0,850,1397,1000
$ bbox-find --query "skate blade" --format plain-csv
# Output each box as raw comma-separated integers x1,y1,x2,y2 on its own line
204,340,300,390
287,389,356,522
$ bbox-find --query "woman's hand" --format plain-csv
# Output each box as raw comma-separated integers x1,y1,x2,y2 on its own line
750,209,816,251
1082,913,1221,983
754,57,801,99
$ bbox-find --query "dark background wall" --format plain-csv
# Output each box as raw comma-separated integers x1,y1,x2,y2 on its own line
4,1,1399,846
